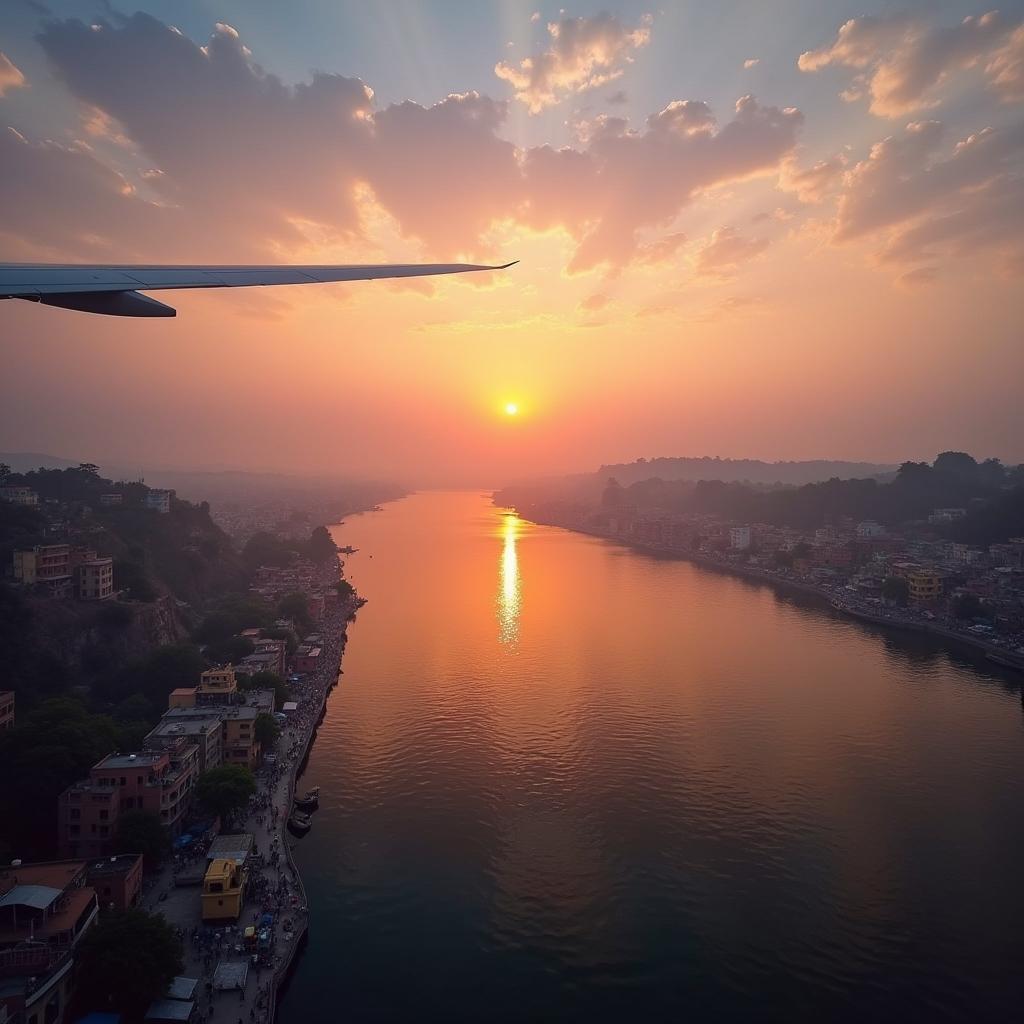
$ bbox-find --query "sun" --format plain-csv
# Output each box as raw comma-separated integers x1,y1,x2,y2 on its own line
504,402,519,417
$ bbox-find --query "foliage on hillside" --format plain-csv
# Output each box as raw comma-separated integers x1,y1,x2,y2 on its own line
503,453,1023,542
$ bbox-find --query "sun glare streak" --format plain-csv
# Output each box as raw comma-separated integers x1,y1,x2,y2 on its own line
497,512,522,645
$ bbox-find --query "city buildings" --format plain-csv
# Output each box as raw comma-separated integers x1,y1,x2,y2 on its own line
145,489,174,513
0,860,99,1024
58,743,199,859
729,526,752,551
0,486,39,506
84,853,143,912
77,557,113,601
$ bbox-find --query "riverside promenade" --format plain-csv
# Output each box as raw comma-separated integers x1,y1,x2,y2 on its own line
141,582,361,1024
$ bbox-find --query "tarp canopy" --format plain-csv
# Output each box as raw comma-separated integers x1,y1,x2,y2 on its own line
144,999,194,1022
166,977,197,1001
0,884,61,909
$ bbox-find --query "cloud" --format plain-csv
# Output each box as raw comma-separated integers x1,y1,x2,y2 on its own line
0,52,26,95
694,226,769,276
778,153,847,203
606,89,628,105
743,58,760,69
523,95,802,272
799,10,1024,116
579,291,609,311
13,14,803,276
495,13,651,113
832,118,1024,272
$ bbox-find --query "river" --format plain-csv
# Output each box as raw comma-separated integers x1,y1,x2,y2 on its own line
278,490,1024,1023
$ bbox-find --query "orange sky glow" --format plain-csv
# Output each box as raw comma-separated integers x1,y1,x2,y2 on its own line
1,3,1022,484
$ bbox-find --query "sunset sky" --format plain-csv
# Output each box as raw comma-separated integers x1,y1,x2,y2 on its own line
2,0,1023,484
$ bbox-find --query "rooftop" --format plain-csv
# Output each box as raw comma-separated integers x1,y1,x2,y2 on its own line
85,854,142,879
95,751,167,770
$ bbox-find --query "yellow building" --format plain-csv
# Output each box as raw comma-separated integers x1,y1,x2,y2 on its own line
168,687,197,709
907,569,943,605
201,858,245,922
198,667,237,704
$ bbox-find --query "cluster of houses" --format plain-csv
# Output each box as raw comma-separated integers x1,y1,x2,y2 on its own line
58,666,279,862
528,500,1024,636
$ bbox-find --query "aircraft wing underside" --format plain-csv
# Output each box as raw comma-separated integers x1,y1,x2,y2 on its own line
0,262,516,317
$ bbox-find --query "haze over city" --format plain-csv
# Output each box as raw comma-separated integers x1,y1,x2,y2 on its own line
2,0,1023,483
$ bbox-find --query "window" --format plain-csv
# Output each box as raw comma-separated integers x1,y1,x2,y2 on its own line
99,810,108,820
70,809,80,820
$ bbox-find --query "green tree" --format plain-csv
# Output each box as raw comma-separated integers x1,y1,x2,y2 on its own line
952,593,985,620
203,634,254,665
113,558,157,602
882,576,910,606
103,644,207,705
255,712,281,748
113,810,169,870
278,592,313,633
306,525,339,562
237,670,289,709
196,765,255,820
0,698,120,856
73,909,183,1020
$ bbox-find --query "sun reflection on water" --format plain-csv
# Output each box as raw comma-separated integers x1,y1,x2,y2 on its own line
497,512,522,645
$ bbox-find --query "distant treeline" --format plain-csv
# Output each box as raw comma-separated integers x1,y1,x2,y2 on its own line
596,456,897,487
498,452,1024,546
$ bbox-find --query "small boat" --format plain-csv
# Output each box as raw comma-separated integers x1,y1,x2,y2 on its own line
294,786,320,811
287,812,312,836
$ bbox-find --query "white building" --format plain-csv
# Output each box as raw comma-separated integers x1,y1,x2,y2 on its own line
928,508,966,523
729,526,752,550
0,486,39,506
145,488,174,513
77,557,114,600
856,520,886,539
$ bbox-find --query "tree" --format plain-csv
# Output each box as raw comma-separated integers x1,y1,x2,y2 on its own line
952,593,985,620
196,765,255,820
882,576,910,606
335,579,355,601
114,810,169,870
306,525,338,562
237,669,288,709
255,712,280,748
73,909,183,1020
278,592,313,633
203,635,254,665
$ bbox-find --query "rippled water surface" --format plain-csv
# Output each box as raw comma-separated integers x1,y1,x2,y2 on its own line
279,491,1024,1023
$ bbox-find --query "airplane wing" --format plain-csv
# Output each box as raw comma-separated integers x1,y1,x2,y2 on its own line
0,261,517,317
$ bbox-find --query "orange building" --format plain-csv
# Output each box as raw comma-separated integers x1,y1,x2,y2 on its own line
59,743,198,860
0,860,99,1024
85,853,144,911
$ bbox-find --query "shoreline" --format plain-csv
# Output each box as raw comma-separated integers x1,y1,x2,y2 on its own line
266,587,364,1022
518,513,1024,674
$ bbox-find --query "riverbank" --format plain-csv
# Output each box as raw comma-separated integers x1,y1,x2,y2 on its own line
519,513,1024,673
141,561,364,1024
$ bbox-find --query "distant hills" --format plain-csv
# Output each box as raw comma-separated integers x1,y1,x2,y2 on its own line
0,452,404,511
595,457,897,487
0,451,84,472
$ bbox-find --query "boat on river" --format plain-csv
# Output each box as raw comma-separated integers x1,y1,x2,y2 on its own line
287,812,312,836
294,786,320,811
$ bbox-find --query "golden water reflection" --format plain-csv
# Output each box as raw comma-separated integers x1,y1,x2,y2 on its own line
497,512,522,645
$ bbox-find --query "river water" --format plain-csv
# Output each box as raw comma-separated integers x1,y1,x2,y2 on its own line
279,491,1024,1023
